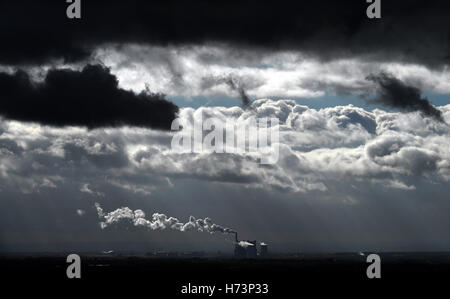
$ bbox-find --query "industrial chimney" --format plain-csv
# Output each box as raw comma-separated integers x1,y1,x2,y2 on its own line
260,242,268,257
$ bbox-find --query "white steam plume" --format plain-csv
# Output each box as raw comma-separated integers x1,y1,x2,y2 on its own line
95,203,236,235
238,241,255,248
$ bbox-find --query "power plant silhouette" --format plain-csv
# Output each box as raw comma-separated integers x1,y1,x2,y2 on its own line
233,232,268,258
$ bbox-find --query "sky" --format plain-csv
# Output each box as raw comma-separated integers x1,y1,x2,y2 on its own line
1,0,450,253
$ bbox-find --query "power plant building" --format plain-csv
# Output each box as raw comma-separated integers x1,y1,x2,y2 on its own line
260,243,268,257
233,233,268,258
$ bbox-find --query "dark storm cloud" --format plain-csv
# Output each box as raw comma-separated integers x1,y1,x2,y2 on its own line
1,0,449,66
366,73,444,122
0,64,178,129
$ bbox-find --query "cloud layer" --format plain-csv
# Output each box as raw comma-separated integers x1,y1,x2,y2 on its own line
92,45,450,100
2,0,449,66
1,99,449,197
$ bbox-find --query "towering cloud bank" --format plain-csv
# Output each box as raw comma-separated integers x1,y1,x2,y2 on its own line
1,99,449,197
0,99,449,197
0,64,178,129
95,203,235,235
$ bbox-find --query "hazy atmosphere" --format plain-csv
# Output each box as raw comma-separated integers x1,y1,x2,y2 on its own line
1,0,450,254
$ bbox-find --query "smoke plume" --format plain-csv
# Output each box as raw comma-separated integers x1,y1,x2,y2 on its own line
366,73,444,122
95,203,235,235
